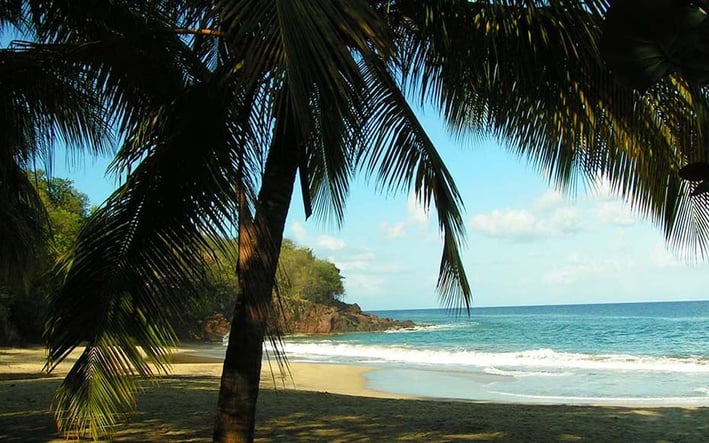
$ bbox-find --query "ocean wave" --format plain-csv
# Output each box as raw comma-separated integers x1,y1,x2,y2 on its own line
694,387,709,395
383,323,460,333
267,342,709,374
483,367,573,377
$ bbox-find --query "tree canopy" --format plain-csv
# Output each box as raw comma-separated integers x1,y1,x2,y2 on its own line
0,171,89,344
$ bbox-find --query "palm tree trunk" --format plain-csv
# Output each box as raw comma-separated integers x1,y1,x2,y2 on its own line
213,104,300,443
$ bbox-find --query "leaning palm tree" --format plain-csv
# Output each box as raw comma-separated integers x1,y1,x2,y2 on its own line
7,1,706,442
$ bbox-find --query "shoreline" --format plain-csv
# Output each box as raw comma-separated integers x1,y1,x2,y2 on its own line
3,346,709,442
3,345,707,408
175,344,709,408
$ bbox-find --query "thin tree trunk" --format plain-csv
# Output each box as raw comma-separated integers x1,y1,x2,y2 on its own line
213,101,300,443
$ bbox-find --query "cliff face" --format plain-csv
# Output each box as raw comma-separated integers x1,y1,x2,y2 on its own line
201,299,415,340
275,299,415,334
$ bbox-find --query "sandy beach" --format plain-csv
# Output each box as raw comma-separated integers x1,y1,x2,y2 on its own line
2,345,709,442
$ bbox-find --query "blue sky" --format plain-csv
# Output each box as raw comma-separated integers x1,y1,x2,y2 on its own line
52,109,709,311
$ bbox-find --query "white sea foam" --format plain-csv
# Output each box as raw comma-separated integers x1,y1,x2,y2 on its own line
483,367,573,377
266,342,709,374
383,324,439,333
694,387,709,395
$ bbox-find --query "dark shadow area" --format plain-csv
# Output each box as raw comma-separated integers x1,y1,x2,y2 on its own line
1,375,708,442
255,391,709,442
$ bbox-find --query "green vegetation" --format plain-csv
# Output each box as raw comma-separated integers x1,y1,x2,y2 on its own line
0,172,89,344
0,178,345,344
278,239,344,306
4,1,709,442
173,238,346,340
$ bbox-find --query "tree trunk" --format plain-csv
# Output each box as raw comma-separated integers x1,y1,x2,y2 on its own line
213,102,300,442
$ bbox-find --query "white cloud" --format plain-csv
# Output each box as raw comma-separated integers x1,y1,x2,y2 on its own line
594,201,638,226
346,274,385,292
543,265,585,285
533,190,566,212
469,209,541,240
407,193,430,227
381,221,406,239
469,206,582,241
316,235,346,251
334,250,377,272
290,221,307,243
543,254,635,285
649,244,682,269
586,175,617,201
549,207,583,232
378,193,432,241
337,259,371,272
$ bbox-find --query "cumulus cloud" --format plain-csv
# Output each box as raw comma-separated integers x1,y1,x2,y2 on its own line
336,251,377,272
549,207,583,232
649,244,682,269
407,193,430,226
469,206,582,241
381,221,406,239
316,235,346,251
543,253,635,285
290,221,307,243
594,201,638,226
533,190,566,212
346,274,385,292
379,193,432,240
543,265,585,285
586,174,618,201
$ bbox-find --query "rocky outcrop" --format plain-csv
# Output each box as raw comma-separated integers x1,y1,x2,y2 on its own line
202,299,415,340
274,299,415,334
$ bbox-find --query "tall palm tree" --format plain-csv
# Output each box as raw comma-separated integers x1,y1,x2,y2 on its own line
4,1,707,442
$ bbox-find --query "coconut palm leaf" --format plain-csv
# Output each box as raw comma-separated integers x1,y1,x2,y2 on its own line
0,0,22,31
395,0,709,258
219,0,395,222
601,0,709,91
218,0,473,309
0,42,109,285
46,77,260,438
357,54,471,308
24,0,209,138
0,162,47,286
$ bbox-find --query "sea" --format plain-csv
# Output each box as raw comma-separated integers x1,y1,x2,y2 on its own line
258,300,709,405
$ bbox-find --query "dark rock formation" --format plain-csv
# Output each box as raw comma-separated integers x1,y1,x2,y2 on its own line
274,299,415,334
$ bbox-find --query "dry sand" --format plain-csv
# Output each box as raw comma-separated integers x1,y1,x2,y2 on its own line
2,345,709,442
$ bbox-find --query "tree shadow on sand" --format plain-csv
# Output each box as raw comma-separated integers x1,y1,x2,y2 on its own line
1,375,708,442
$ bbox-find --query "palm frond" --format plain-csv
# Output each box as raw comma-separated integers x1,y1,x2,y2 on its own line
0,161,48,287
0,43,111,161
219,0,396,225
358,55,471,309
396,0,709,258
0,41,110,283
0,0,22,31
25,0,208,139
46,79,259,438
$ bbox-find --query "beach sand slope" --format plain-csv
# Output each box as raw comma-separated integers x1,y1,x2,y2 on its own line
1,346,708,442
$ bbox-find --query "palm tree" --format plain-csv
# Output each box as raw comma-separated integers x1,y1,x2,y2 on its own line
0,5,109,291
3,1,707,442
601,0,709,226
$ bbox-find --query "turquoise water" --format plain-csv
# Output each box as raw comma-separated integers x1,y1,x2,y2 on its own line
268,301,709,405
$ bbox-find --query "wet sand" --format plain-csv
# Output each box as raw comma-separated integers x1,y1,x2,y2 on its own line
2,346,708,442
